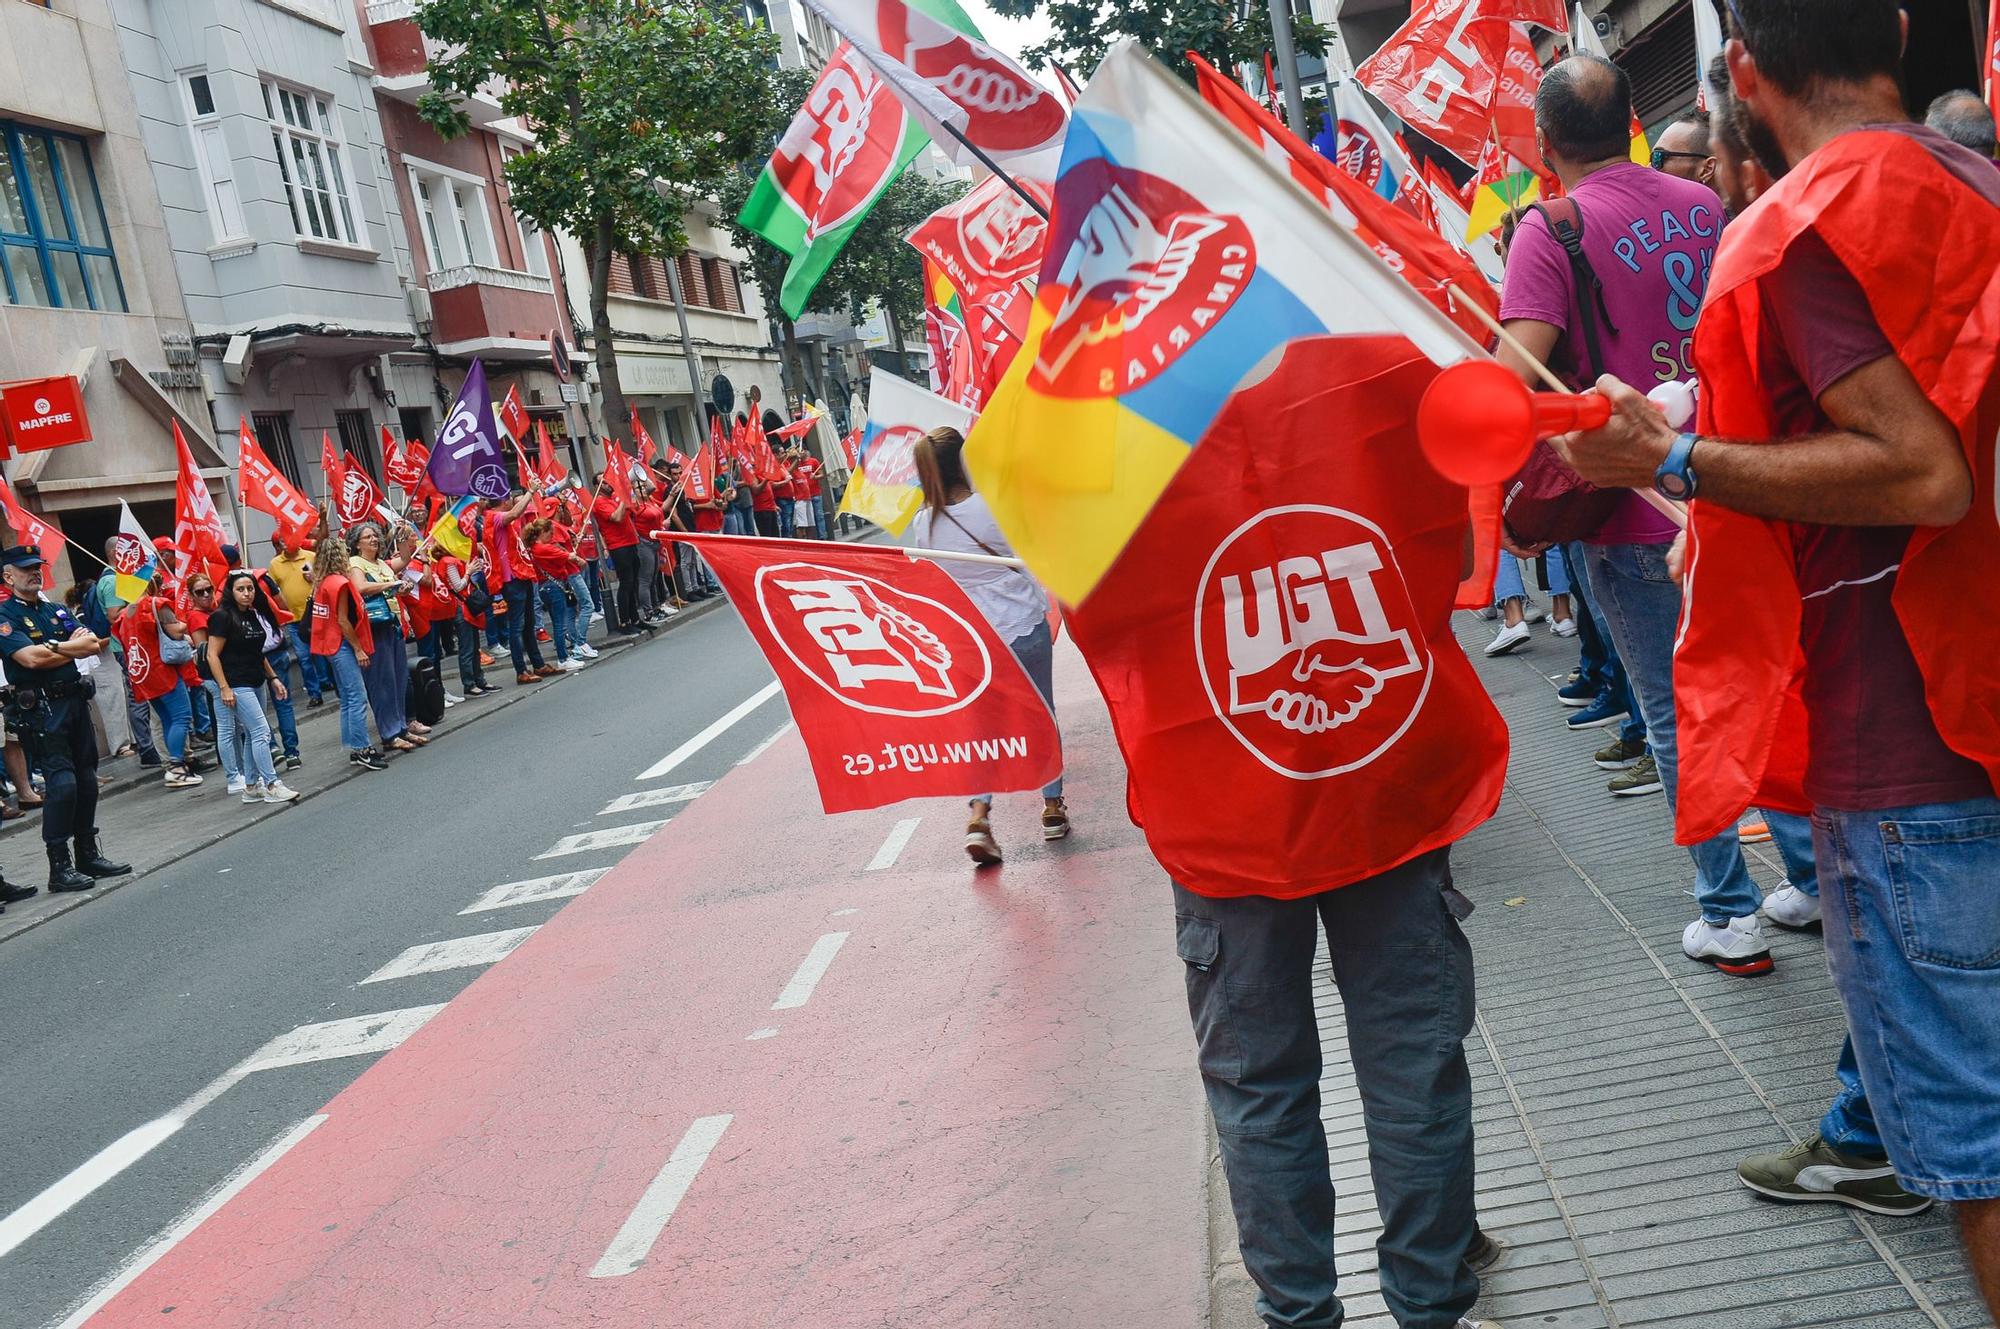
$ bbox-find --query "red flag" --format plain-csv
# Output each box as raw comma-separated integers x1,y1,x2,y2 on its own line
499,383,530,441
1064,335,1507,897
683,441,714,504
923,262,982,410
535,421,564,486
384,426,431,492
967,282,1031,401
602,437,635,509
172,422,231,586
237,420,318,547
335,452,386,529
1357,0,1564,166
1674,130,2000,842
680,534,1062,813
0,474,64,571
1987,0,2000,127
320,431,346,506
630,407,659,467
837,427,862,470
905,173,1054,304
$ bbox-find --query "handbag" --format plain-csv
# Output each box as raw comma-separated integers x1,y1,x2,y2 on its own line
158,630,194,666
1499,199,1627,548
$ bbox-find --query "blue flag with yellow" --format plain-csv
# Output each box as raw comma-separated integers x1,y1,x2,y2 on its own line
964,42,1480,605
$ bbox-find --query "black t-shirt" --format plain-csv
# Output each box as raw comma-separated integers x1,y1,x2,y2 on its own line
212,607,276,689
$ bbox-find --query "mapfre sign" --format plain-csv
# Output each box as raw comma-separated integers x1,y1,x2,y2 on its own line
1,377,91,453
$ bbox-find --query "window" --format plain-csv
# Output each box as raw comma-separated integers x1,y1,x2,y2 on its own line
0,121,127,311
404,160,498,273
263,81,362,246
499,145,550,279
184,75,247,244
451,183,478,264
252,413,304,489
335,410,379,478
397,407,434,446
413,176,444,270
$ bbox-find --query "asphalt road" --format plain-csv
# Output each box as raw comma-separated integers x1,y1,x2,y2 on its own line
0,604,792,1329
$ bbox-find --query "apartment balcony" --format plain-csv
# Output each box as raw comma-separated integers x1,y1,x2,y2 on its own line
365,0,508,125
423,264,561,359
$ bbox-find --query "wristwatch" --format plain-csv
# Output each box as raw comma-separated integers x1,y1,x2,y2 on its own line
1655,431,1700,501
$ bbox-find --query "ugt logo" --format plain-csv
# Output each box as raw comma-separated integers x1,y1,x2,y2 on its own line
1194,505,1432,781
755,563,992,718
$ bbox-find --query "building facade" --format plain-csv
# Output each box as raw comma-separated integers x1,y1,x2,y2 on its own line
1,0,226,579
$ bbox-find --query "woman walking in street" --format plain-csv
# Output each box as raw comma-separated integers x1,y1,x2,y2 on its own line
309,536,386,771
203,571,300,804
908,426,1069,866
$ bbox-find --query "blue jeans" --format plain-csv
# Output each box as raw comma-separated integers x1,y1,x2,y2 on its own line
214,680,279,787
812,495,828,538
538,581,575,661
1570,542,1645,746
583,561,604,613
1820,1036,1886,1158
1176,849,1479,1329
454,612,488,691
776,501,795,538
283,622,326,697
1762,808,1818,893
502,579,545,674
146,682,191,762
1581,541,1757,921
566,570,596,622
323,645,372,751
1812,797,2000,1199
977,619,1062,802
264,648,299,757
723,508,750,536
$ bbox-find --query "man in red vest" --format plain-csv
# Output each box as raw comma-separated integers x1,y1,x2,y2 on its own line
1555,1,2000,1310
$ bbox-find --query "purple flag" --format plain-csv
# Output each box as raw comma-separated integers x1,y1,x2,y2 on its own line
427,359,511,500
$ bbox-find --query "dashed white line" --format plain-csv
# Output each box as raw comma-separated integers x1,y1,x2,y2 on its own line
52,1115,328,1329
735,722,794,766
536,820,669,859
744,1028,778,1041
0,1120,181,1261
636,682,781,781
771,932,851,1011
829,908,858,918
240,1005,447,1074
588,1114,735,1278
865,818,921,872
599,782,713,816
461,868,609,915
363,928,538,984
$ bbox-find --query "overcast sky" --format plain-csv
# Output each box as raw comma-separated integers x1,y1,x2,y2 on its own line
960,1,1057,66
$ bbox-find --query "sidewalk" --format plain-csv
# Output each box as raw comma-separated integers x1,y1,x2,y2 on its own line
0,598,724,944
1264,613,1989,1329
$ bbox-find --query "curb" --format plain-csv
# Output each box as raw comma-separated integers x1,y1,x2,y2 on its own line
0,597,726,947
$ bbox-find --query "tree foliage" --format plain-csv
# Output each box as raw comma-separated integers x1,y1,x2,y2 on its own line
982,0,1327,87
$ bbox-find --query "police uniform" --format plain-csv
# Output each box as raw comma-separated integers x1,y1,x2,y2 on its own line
0,546,130,891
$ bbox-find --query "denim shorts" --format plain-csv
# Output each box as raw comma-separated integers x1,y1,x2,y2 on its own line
1814,797,2000,1199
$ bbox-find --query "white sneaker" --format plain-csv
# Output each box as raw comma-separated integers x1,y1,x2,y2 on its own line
576,643,600,659
1519,600,1548,624
1457,1320,1504,1329
226,777,247,796
241,782,265,804
1483,622,1533,656
1682,914,1774,976
1763,883,1822,929
262,781,300,804
558,657,584,671
589,611,604,623
444,691,464,703
1549,616,1578,638
164,766,203,788
659,604,680,617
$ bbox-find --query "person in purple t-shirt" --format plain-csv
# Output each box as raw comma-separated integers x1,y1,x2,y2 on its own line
1497,55,1779,977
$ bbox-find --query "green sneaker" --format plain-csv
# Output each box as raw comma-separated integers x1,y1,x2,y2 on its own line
1607,753,1663,797
1593,734,1646,770
1737,1134,1933,1215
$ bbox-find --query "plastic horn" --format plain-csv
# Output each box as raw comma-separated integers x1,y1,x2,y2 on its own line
1416,360,1613,486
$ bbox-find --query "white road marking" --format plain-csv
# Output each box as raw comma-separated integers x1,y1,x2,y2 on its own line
772,932,851,1011
599,781,713,816
735,721,794,766
461,868,609,915
363,928,538,984
865,818,921,871
52,1116,328,1329
0,1006,439,1263
588,1114,734,1278
829,908,858,918
536,820,669,859
635,681,781,780
745,1028,778,1041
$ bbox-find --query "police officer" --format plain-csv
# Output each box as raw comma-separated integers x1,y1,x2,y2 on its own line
0,546,130,892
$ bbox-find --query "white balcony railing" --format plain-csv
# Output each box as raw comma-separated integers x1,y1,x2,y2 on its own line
365,0,415,22
426,264,554,295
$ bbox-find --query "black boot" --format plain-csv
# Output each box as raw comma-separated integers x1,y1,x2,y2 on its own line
0,875,36,906
74,832,131,879
46,843,95,893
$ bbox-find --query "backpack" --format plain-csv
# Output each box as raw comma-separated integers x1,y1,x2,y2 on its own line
79,581,112,638
406,655,446,726
1500,198,1629,548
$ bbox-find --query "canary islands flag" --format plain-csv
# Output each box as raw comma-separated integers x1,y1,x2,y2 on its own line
839,366,977,536
964,42,1482,605
427,496,479,561
110,501,157,604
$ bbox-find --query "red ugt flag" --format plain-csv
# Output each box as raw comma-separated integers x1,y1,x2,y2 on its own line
681,534,1062,813
336,453,386,528
1065,335,1508,898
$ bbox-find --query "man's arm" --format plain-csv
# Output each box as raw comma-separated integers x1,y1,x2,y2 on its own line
1554,360,1972,527
1495,319,1562,391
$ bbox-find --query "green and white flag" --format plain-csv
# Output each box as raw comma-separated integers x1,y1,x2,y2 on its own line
736,41,930,320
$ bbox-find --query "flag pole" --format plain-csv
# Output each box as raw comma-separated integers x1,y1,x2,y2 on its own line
671,531,1027,570
930,117,1051,220
1267,0,1312,139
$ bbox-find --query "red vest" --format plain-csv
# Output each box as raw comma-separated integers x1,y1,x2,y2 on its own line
1677,130,2000,841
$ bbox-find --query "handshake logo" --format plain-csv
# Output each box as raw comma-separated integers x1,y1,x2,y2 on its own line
756,564,992,720
1196,506,1431,781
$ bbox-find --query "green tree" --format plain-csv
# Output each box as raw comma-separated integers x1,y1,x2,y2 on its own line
415,0,778,442
982,0,1326,87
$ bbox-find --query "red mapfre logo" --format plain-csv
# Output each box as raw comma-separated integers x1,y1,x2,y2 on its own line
1030,161,1254,399
1,375,91,452
755,562,993,718
1194,505,1432,781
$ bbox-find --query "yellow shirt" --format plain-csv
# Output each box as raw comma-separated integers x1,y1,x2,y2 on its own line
266,551,313,619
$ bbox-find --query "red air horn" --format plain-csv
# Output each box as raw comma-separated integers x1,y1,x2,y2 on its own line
1416,359,1612,486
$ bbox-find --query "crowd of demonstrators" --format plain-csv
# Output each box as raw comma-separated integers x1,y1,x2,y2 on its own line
1482,11,1999,1310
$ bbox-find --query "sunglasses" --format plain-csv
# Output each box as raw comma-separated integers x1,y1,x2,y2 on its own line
1651,148,1709,170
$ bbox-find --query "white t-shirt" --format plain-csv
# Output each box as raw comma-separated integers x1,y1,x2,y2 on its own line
906,492,1048,644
